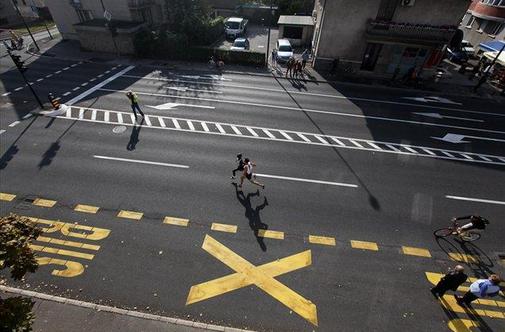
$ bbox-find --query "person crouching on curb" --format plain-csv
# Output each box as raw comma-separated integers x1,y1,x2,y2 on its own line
455,274,501,306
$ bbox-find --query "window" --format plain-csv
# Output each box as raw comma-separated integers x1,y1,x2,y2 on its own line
466,16,475,28
484,21,504,35
475,18,485,32
480,0,505,7
75,9,93,22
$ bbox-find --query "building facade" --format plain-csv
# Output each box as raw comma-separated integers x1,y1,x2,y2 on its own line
0,0,44,26
461,0,505,53
312,0,470,76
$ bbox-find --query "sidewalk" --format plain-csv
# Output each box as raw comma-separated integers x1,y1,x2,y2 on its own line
26,34,505,103
1,286,247,332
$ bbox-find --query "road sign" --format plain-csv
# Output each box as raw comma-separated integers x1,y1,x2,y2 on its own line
104,10,112,21
186,235,318,326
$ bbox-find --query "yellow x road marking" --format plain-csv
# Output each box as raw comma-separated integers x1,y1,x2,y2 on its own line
186,235,318,326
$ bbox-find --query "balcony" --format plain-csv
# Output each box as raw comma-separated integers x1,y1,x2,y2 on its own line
128,0,154,9
366,20,457,45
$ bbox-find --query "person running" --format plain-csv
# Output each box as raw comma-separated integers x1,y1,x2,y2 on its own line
455,274,501,306
126,90,145,121
239,158,264,189
454,215,489,234
231,153,245,179
271,49,277,67
301,49,310,69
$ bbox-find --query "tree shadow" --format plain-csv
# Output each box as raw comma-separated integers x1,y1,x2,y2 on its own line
0,296,35,332
232,183,269,252
127,120,143,151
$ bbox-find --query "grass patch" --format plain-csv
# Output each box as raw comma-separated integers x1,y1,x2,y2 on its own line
12,21,55,35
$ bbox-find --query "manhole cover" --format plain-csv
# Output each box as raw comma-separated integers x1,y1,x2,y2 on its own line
113,125,127,134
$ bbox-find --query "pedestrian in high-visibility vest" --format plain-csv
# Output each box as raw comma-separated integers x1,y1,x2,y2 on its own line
126,90,144,121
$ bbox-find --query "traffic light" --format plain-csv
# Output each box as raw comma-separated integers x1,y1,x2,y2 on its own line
48,93,60,110
11,53,27,72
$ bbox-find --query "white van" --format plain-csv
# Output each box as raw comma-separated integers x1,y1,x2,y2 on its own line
276,39,293,63
224,17,248,39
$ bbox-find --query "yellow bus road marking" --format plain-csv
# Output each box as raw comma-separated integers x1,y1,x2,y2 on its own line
30,244,95,260
350,240,379,251
36,236,100,251
0,192,16,201
163,216,189,227
308,235,336,246
26,217,110,241
211,222,237,233
448,253,479,263
186,235,318,326
401,246,431,258
440,295,505,319
36,257,84,278
74,204,100,214
117,210,143,220
257,229,284,240
33,198,57,208
425,272,505,297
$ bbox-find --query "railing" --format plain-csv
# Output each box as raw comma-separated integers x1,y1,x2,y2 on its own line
128,0,155,8
366,20,457,43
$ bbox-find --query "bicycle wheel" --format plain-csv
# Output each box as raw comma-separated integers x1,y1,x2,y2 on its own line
434,228,453,238
460,232,481,242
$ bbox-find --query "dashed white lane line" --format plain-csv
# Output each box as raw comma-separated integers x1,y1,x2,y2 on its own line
97,74,104,78
62,92,71,96
36,78,43,82
2,92,12,96
81,82,88,87
14,87,23,91
89,78,97,82
55,71,62,74
9,121,20,127
446,195,505,206
0,130,6,135
255,173,358,188
93,155,189,169
22,113,33,119
72,87,80,91
62,67,70,70
45,74,53,78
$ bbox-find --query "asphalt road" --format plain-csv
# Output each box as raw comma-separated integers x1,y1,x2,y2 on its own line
1,53,504,332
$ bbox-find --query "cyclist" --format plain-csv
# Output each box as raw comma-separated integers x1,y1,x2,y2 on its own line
454,215,489,234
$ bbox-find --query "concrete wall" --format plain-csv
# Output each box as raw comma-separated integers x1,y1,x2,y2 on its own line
45,0,80,39
75,27,137,54
394,0,470,26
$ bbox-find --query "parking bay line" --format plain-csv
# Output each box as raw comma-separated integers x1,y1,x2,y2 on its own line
98,88,505,135
93,155,189,169
445,195,505,206
255,173,358,188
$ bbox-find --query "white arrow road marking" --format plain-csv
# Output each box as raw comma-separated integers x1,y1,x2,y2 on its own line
413,112,484,123
255,173,358,188
446,195,505,206
147,102,214,110
433,133,505,144
402,96,462,105
93,155,189,168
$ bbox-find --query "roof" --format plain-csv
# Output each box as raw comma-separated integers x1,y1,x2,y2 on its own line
277,15,314,26
479,40,505,52
483,51,505,66
226,17,245,23
277,39,291,46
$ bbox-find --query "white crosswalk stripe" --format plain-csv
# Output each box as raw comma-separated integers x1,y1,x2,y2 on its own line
54,106,505,167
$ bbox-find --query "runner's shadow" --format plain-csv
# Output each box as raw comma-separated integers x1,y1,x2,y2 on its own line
127,120,143,151
233,183,269,252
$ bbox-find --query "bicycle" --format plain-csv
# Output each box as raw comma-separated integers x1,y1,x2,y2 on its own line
433,220,481,242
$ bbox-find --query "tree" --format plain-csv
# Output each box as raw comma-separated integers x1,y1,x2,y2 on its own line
163,0,212,38
1,213,42,332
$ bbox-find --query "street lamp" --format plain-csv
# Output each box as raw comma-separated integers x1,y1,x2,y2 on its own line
265,0,274,67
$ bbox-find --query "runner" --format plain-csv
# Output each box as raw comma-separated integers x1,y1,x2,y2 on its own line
231,153,245,179
239,158,264,189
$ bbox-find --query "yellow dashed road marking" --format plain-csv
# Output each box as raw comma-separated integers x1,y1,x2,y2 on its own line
309,235,336,246
36,236,100,251
211,222,237,233
117,210,143,220
0,192,16,201
401,246,431,258
351,240,378,251
448,252,479,263
74,204,100,214
164,216,189,227
33,198,57,208
257,229,284,240
29,244,95,260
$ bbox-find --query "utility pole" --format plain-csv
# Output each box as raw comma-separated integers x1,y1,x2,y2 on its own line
474,42,505,92
99,0,120,56
12,0,40,51
265,0,273,67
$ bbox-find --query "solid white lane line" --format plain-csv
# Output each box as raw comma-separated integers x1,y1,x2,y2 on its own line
2,92,11,96
263,129,276,139
66,66,135,105
445,195,505,206
14,87,23,91
98,88,505,135
9,121,20,127
231,125,241,135
158,117,166,127
422,148,436,156
93,155,189,169
297,133,311,142
350,140,364,148
0,130,6,135
314,135,329,144
62,92,71,96
247,127,259,137
215,123,226,134
172,118,181,129
201,122,209,132
117,112,123,123
331,137,344,146
144,115,152,126
279,130,292,140
255,173,358,188
187,120,195,130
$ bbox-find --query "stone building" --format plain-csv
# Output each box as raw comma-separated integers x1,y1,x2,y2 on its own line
0,0,45,25
312,0,470,76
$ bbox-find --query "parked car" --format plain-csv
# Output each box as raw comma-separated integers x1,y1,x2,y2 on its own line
230,38,250,51
224,17,247,40
276,39,293,63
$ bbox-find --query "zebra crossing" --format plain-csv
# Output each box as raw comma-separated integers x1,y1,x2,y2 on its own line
55,106,505,166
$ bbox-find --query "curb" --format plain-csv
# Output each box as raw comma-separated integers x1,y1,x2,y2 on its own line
0,285,253,332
